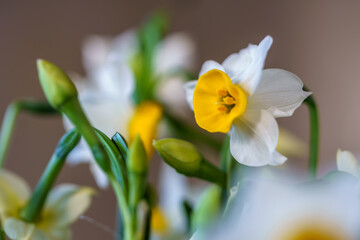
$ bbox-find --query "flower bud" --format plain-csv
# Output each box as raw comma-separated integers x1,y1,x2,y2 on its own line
128,135,148,174
37,59,77,110
153,138,225,186
128,135,148,207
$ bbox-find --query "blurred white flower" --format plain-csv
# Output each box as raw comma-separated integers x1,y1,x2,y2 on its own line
337,149,360,178
64,30,196,188
184,36,310,166
193,176,360,240
0,170,94,240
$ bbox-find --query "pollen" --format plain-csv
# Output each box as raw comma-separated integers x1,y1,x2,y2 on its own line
223,96,236,105
217,89,228,96
218,106,228,112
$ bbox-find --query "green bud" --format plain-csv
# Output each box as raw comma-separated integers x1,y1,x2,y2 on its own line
128,135,148,207
37,59,77,109
153,138,202,174
191,185,222,231
153,138,226,187
128,135,148,174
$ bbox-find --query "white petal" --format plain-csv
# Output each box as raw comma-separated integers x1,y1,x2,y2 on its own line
159,163,188,231
4,218,48,240
109,29,138,63
183,80,198,110
198,60,225,77
247,69,311,117
89,162,109,189
93,59,135,98
0,170,31,215
154,32,196,75
65,139,93,166
78,91,133,138
222,36,273,95
230,110,286,166
82,36,111,73
43,185,95,227
336,149,360,178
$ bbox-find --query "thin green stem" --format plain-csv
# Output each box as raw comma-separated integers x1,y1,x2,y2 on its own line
0,100,57,168
304,88,320,179
110,176,136,240
20,129,80,222
0,219,5,240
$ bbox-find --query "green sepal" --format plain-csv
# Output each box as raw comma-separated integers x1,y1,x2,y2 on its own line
112,132,129,162
153,138,226,187
94,128,128,197
20,129,81,222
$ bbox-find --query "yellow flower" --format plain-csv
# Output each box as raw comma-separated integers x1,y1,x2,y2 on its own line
0,170,95,240
129,101,163,158
185,36,311,166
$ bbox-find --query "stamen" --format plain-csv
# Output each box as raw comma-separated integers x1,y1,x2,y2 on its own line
217,106,227,112
217,89,227,97
223,96,236,105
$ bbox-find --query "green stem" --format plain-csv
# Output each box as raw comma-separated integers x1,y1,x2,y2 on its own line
20,129,80,222
0,100,57,168
60,98,110,173
110,176,136,240
304,88,320,179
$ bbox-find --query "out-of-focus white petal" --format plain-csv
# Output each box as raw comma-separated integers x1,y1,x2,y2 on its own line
222,36,273,95
43,185,95,227
82,36,111,73
159,163,188,232
337,149,360,178
230,110,284,166
89,162,109,189
183,80,198,110
0,170,31,215
247,69,311,117
41,228,71,240
78,92,133,138
199,60,225,77
109,29,138,62
93,59,135,98
155,32,196,75
4,218,47,240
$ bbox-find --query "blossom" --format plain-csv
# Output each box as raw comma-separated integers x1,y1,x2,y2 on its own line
192,176,360,240
0,169,94,240
64,30,196,188
336,149,360,178
184,36,310,166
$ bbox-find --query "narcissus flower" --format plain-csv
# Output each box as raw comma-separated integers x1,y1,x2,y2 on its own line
64,30,195,188
184,36,310,166
0,170,94,240
192,176,360,240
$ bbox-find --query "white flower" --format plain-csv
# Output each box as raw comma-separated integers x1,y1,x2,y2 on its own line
0,170,94,240
64,30,196,188
337,149,360,178
184,36,310,166
193,176,360,240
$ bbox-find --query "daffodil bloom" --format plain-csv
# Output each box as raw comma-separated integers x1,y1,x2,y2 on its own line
0,170,95,240
336,149,360,178
64,30,195,188
185,36,311,166
192,175,360,240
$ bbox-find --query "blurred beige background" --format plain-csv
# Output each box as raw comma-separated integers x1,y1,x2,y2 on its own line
1,0,360,238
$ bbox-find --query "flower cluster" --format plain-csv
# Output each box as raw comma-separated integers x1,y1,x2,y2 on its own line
0,12,359,240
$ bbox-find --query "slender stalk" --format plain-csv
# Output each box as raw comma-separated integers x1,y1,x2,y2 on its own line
0,100,57,168
0,219,5,240
110,176,136,240
20,129,80,222
304,89,320,179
